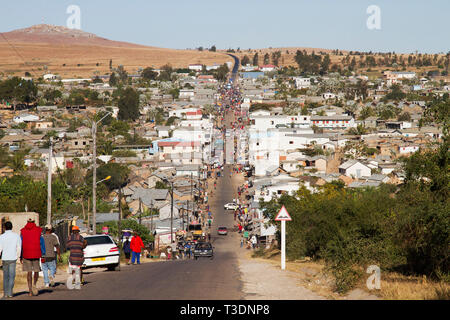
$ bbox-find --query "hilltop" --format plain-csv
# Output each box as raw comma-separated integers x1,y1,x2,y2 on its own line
0,24,233,78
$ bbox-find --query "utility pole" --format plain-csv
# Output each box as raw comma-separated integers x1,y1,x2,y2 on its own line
92,121,97,234
138,197,142,225
150,199,154,233
47,137,53,225
190,173,193,219
170,181,174,243
118,187,122,246
91,112,111,234
186,200,189,231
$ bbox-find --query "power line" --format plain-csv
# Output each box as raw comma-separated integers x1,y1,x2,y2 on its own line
0,32,39,78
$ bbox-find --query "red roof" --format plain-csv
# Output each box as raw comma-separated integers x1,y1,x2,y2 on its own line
197,75,214,79
260,64,276,68
159,141,200,148
186,110,202,116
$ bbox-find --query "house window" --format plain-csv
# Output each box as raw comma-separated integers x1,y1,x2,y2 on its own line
83,141,86,146
74,141,78,146
289,141,294,144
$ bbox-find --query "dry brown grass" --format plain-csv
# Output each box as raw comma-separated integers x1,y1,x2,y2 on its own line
250,248,450,300
380,273,450,300
228,48,448,80
0,42,234,78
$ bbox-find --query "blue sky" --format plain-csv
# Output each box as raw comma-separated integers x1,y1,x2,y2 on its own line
1,0,449,53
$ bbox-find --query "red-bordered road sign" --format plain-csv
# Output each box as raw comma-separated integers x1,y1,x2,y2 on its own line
275,205,292,221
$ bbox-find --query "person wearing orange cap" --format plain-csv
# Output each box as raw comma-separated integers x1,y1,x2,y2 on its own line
66,225,87,289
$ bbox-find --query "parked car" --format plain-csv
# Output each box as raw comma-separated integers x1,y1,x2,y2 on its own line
217,226,228,235
82,235,120,271
224,202,239,210
193,242,214,260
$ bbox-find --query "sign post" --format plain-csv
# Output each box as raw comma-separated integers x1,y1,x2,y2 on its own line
275,205,292,270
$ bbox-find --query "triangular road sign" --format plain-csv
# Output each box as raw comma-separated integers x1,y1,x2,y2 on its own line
275,205,292,221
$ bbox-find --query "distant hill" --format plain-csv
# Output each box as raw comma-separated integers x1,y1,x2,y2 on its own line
0,24,232,78
1,24,148,48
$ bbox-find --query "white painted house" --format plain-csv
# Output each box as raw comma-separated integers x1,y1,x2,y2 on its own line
339,160,371,178
311,115,356,129
250,115,311,130
188,64,203,71
13,113,39,123
294,77,311,89
398,145,420,155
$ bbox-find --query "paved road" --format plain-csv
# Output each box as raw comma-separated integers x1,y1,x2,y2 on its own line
12,58,244,301
12,165,243,300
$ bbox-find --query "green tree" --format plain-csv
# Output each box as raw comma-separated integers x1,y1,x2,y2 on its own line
0,77,38,103
155,181,168,189
117,65,128,83
142,67,158,81
241,55,250,66
109,72,118,86
8,152,26,172
158,64,173,81
397,112,411,122
384,84,406,101
93,163,130,192
252,52,259,66
118,87,140,121
215,64,229,81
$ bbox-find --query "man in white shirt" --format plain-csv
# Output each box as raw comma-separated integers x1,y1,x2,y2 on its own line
0,221,22,298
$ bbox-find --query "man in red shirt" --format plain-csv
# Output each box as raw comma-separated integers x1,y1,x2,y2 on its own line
20,218,44,296
130,231,145,265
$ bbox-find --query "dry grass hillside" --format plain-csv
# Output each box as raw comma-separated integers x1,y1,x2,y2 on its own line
227,47,449,78
0,24,233,78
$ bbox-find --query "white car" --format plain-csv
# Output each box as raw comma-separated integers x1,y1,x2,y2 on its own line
224,203,239,210
82,235,120,271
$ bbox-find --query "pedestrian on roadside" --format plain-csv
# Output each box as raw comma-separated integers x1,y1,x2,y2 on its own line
170,241,178,260
178,242,185,259
240,236,244,248
122,237,131,265
251,235,257,249
20,218,45,296
41,224,61,288
0,221,21,299
130,231,145,265
66,225,87,290
184,242,191,259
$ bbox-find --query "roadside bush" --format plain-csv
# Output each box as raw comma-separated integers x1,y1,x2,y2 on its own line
261,175,447,293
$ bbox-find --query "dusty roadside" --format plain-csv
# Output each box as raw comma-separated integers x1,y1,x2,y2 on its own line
229,169,380,300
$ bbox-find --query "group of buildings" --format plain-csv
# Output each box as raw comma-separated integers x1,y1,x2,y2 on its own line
0,57,448,251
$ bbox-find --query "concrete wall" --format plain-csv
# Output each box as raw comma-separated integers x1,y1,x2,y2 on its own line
0,212,40,234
